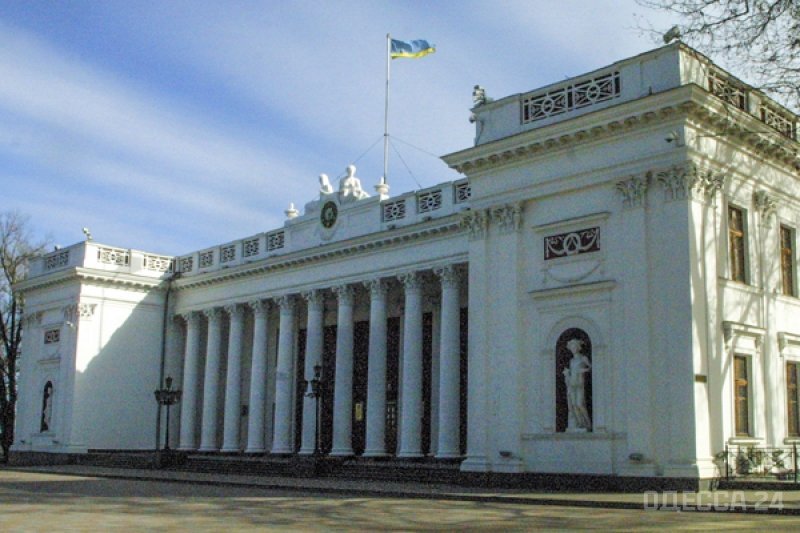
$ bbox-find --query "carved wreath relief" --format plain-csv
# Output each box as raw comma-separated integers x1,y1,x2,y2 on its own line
544,227,600,260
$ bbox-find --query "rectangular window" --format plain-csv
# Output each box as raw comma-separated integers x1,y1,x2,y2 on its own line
781,225,795,296
728,206,747,283
788,362,800,437
734,355,751,436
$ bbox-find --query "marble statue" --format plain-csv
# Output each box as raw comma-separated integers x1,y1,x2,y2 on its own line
563,338,591,431
319,173,334,195
41,382,53,432
338,165,370,201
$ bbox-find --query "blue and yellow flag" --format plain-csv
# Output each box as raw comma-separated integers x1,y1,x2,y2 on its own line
390,39,435,59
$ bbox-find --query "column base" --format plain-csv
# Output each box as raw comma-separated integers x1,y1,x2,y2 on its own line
244,448,266,454
198,446,220,452
330,448,354,457
298,448,317,456
362,450,389,458
270,447,294,455
435,451,462,460
221,446,242,453
177,445,197,452
460,454,491,472
397,451,424,459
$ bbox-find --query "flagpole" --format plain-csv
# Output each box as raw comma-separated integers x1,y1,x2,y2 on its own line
383,33,391,186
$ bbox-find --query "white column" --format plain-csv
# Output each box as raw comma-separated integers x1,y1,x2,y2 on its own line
300,290,325,455
179,312,202,450
199,308,224,451
331,284,355,456
271,295,296,454
363,279,388,457
435,265,462,458
221,304,245,452
398,271,424,458
246,300,270,453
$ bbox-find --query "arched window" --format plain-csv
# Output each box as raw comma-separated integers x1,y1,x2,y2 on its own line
555,329,592,432
40,381,53,432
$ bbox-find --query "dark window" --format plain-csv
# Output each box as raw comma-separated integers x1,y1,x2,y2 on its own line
729,206,747,283
734,355,750,436
782,225,795,296
788,362,800,437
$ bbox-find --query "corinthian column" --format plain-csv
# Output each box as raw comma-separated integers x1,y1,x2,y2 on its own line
435,265,462,458
331,284,355,456
398,271,424,458
179,312,202,450
199,308,224,451
271,295,296,454
300,290,325,455
246,300,270,453
363,279,388,457
222,304,245,452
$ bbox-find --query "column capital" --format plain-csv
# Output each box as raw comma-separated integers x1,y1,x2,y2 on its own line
364,278,389,299
332,284,355,306
615,173,649,209
276,294,296,312
203,307,223,323
398,271,423,291
434,264,462,288
223,303,245,320
248,299,271,317
302,289,325,311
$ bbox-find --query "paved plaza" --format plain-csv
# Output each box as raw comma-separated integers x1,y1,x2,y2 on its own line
1,468,799,531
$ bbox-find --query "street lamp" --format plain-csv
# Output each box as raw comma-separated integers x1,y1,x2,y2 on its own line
154,376,182,451
302,364,324,456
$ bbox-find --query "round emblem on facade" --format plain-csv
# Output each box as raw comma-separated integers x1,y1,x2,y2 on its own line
320,201,338,229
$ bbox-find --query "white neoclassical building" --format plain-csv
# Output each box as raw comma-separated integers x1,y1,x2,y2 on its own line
12,43,800,487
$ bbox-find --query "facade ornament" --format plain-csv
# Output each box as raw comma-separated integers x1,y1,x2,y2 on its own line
472,85,492,107
203,307,223,324
656,163,724,204
338,165,370,202
753,190,777,227
490,203,524,234
615,173,649,209
332,284,356,306
77,303,96,319
62,304,78,323
23,311,43,327
398,271,423,291
460,209,490,240
285,203,299,219
434,264,461,289
302,289,325,311
223,303,244,319
276,294,296,312
319,173,334,195
248,300,270,317
364,278,388,299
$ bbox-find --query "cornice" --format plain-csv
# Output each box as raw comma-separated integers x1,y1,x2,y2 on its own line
173,216,465,291
15,267,166,294
444,84,799,176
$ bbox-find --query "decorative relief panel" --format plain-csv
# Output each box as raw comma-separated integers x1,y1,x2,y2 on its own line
243,238,260,257
708,72,747,110
144,254,174,272
522,71,620,124
490,203,523,234
78,303,96,319
220,245,236,264
97,246,130,266
544,227,600,260
267,231,285,251
44,250,69,271
383,199,407,222
198,250,214,268
417,190,443,213
179,256,194,273
43,328,60,344
460,209,489,240
454,180,471,203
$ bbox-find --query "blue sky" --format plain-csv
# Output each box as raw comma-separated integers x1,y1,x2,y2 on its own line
0,1,677,255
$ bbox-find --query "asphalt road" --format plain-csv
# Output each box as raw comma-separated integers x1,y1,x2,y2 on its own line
0,470,797,531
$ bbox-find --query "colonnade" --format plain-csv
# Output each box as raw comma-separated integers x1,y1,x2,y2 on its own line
176,264,464,459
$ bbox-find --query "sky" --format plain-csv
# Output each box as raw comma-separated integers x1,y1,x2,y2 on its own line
0,1,678,256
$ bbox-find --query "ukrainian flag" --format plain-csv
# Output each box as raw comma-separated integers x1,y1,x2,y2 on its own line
390,38,435,59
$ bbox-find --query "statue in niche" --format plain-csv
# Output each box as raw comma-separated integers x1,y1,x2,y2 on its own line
338,165,370,201
40,381,53,432
319,173,334,195
563,338,592,431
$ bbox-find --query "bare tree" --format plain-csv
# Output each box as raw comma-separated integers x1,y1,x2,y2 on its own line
639,0,800,111
0,212,49,461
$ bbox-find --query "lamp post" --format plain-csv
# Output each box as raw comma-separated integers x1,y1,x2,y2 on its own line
302,364,324,456
154,376,182,451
